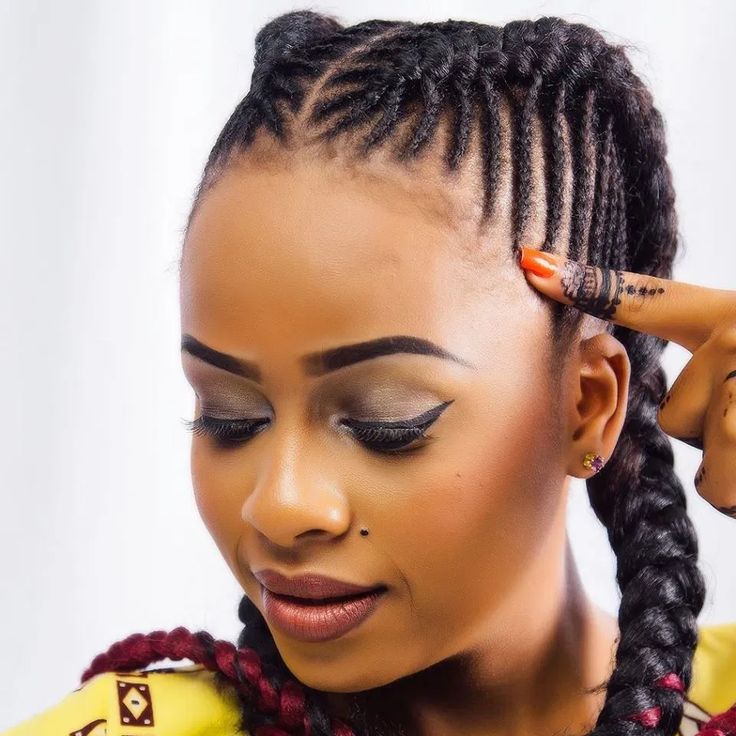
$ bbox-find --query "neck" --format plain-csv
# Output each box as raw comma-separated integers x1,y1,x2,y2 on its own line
332,539,620,736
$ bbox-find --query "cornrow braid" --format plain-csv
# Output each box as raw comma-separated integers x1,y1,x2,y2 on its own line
83,11,718,736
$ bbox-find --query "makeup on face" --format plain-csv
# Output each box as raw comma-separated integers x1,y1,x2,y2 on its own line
261,585,389,643
181,332,476,382
177,154,576,704
181,335,463,455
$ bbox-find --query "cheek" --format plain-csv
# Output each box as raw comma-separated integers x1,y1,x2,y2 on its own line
190,438,246,574
372,377,565,637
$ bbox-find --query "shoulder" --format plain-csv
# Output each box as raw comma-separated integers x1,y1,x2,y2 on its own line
680,622,736,735
1,664,247,736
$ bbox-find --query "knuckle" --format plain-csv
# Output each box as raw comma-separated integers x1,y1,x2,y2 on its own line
721,416,736,444
693,469,707,496
711,494,736,517
656,407,677,435
696,460,736,511
709,324,736,353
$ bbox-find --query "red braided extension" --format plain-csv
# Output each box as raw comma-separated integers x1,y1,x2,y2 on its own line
622,671,736,736
696,702,736,736
80,626,357,736
623,671,685,729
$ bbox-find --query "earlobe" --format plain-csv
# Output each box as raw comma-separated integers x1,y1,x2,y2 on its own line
566,332,630,478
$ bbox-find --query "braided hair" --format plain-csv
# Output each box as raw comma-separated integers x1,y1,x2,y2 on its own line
82,11,726,736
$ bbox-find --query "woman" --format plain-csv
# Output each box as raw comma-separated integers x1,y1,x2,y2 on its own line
5,11,736,736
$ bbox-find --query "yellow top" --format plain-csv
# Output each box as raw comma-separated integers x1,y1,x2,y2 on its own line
3,623,735,736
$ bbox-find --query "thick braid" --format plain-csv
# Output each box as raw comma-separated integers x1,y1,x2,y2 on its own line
536,26,708,734
581,38,705,734
82,12,723,736
80,625,353,736
587,333,705,735
495,31,706,735
80,627,274,711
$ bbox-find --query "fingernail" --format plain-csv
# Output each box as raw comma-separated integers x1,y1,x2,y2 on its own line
518,246,558,278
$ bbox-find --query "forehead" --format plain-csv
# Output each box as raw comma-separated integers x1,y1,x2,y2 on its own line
179,83,572,343
179,151,533,373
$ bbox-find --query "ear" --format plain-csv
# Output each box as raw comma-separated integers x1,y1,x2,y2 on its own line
566,332,630,479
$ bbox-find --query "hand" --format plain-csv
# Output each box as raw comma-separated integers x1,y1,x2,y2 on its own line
517,246,736,518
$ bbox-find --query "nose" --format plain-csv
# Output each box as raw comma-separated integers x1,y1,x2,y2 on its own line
241,425,352,548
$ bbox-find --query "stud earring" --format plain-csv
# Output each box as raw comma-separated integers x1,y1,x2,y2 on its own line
582,451,606,473
360,528,369,536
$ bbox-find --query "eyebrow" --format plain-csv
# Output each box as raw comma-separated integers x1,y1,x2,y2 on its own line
180,333,476,382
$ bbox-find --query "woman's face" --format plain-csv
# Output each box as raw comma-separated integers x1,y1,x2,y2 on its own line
179,147,574,693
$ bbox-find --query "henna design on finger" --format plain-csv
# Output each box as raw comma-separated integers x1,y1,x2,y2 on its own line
560,261,624,319
559,260,665,320
625,284,666,297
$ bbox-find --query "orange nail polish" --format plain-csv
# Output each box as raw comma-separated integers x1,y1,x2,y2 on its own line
518,247,558,278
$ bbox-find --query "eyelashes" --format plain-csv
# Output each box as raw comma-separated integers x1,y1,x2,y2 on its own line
183,415,269,448
182,399,454,455
339,400,454,453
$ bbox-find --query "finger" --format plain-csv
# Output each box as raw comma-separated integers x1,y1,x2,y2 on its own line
658,325,736,448
696,365,736,516
517,247,736,353
657,347,714,449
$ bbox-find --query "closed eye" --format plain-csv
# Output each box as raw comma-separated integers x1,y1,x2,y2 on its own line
339,400,454,454
182,399,454,455
182,415,269,448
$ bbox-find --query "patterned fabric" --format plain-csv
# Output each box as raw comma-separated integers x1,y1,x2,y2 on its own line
1,664,245,736
3,624,735,736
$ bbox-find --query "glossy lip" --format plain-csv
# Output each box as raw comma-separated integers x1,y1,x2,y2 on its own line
260,585,388,642
253,568,387,600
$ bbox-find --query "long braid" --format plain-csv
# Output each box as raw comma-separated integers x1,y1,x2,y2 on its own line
83,12,731,736
584,72,705,734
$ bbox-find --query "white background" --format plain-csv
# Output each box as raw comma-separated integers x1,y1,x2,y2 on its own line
1,0,735,728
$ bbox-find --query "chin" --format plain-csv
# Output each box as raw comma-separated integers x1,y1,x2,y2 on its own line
277,647,406,693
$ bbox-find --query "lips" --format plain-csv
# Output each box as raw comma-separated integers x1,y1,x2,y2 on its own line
252,568,386,600
252,568,389,642
260,585,387,642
